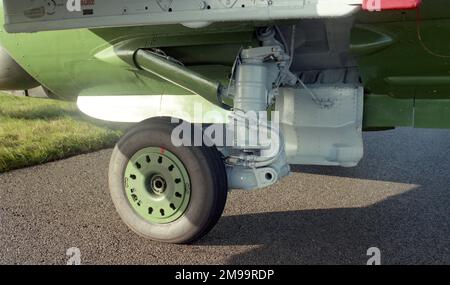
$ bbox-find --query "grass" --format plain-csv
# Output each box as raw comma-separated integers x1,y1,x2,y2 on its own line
0,93,127,173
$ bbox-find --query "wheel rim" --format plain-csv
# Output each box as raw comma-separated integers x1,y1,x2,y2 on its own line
124,147,191,224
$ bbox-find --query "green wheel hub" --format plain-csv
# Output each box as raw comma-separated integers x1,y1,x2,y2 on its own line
124,147,191,224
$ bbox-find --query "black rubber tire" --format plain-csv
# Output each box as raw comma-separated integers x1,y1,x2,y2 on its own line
108,117,228,244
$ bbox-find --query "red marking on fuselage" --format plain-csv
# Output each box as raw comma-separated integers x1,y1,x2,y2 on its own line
362,0,421,11
81,0,95,6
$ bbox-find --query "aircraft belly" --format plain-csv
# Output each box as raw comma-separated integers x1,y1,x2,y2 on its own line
0,0,449,129
2,0,361,33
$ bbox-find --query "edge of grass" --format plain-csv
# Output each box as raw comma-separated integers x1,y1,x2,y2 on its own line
0,93,129,173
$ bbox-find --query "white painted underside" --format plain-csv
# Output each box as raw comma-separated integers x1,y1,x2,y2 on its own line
77,95,231,124
4,0,363,33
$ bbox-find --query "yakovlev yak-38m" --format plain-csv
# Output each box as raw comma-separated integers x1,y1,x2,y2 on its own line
0,0,448,243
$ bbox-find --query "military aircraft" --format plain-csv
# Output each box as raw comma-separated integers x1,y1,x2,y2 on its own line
0,0,448,244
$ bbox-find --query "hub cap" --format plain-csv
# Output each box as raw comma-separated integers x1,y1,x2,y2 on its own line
124,147,191,224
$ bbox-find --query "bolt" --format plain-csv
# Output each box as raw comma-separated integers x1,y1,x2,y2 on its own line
199,1,207,9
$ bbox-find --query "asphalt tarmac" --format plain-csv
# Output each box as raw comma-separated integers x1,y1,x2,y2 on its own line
0,128,449,265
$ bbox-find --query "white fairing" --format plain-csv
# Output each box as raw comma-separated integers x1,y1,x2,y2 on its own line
77,95,230,124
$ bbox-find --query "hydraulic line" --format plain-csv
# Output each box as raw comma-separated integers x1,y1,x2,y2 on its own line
134,49,224,107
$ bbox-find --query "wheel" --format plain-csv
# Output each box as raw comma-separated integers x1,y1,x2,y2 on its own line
108,117,228,244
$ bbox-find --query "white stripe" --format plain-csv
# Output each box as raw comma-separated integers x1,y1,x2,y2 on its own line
77,95,230,123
